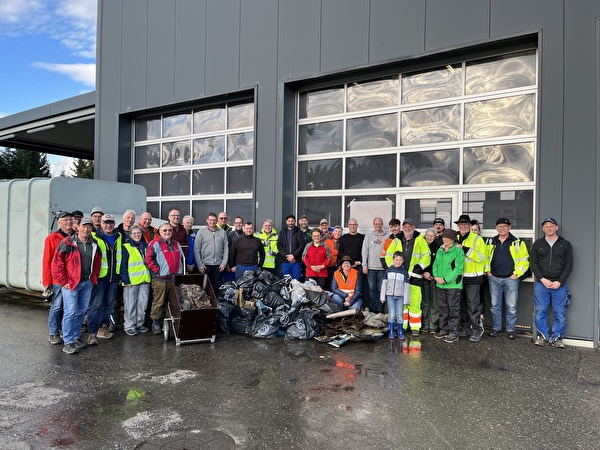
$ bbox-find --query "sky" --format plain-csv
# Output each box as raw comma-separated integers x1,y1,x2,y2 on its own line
0,0,97,176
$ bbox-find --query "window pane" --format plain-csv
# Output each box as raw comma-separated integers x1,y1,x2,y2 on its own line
298,159,342,191
227,132,254,161
400,149,459,187
346,113,397,150
462,190,533,229
463,143,534,184
146,201,159,219
163,112,191,138
193,136,225,164
161,140,191,167
346,155,396,189
161,201,191,220
464,94,535,139
227,166,253,193
466,50,536,94
134,144,160,169
405,198,453,229
299,86,345,119
298,121,343,155
228,102,254,128
347,77,399,112
401,105,460,145
224,199,254,224
402,64,462,104
192,200,225,224
297,197,342,228
344,195,396,226
135,116,161,141
193,106,225,134
134,173,160,197
162,171,191,196
192,168,224,195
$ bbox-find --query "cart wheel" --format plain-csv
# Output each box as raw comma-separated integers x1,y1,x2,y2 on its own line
163,320,173,341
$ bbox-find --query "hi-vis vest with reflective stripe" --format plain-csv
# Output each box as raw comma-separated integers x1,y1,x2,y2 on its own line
94,233,122,279
458,231,486,277
255,228,278,269
122,242,151,285
334,268,359,298
384,233,431,278
484,237,530,278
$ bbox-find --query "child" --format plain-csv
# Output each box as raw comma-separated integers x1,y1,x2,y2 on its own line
433,229,465,343
380,251,410,340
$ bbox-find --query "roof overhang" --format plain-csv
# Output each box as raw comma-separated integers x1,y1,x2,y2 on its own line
0,92,95,159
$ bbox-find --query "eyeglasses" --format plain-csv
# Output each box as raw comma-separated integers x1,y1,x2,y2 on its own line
218,217,228,220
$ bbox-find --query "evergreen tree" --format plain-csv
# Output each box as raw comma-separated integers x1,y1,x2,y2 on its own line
0,147,51,179
71,158,94,178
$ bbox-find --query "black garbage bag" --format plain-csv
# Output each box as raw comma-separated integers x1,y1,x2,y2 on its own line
251,281,269,299
218,282,238,304
250,305,279,339
257,269,278,285
262,291,287,309
306,291,335,314
278,301,302,328
231,307,257,336
218,301,237,333
285,308,321,340
237,270,258,289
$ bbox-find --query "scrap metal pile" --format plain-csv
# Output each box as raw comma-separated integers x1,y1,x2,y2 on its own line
216,269,388,345
176,283,213,310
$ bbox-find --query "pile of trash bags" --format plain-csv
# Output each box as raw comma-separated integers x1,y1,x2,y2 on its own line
216,269,388,344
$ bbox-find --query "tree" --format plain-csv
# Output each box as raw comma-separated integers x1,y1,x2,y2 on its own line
71,158,94,179
0,147,51,179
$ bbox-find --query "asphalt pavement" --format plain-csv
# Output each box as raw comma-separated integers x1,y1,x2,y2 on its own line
1,290,600,449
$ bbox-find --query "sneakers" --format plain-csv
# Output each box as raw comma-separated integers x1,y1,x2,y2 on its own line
507,332,517,340
87,334,98,346
443,333,459,343
136,325,149,333
152,321,162,335
125,329,138,336
434,329,449,339
73,338,87,349
488,329,502,337
97,325,114,340
534,335,547,346
49,334,62,345
552,337,565,348
62,343,79,354
469,330,482,342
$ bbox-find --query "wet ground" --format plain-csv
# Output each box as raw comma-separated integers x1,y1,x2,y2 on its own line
1,291,600,449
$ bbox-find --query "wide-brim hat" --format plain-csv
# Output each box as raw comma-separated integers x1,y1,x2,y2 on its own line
338,255,353,265
454,214,472,224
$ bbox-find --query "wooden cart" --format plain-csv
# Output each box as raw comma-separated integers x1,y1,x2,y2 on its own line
163,274,219,345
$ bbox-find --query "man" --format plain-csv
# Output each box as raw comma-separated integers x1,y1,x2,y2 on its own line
217,212,233,237
42,211,74,345
71,210,84,233
182,215,197,272
454,214,487,342
486,218,530,340
168,209,189,258
138,211,159,243
384,218,431,336
433,217,445,246
87,214,122,344
51,217,102,355
255,219,278,273
339,218,364,270
90,206,104,232
194,213,229,292
226,216,244,281
319,219,332,242
117,209,136,240
362,217,386,313
229,222,265,281
146,223,185,334
299,214,312,244
530,217,573,348
277,214,305,280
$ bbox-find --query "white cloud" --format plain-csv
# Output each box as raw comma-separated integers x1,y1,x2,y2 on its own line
0,0,46,27
49,156,74,177
32,62,96,87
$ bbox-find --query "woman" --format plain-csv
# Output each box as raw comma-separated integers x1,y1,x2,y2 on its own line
331,256,362,310
421,228,440,333
120,225,152,336
302,228,331,288
324,226,342,289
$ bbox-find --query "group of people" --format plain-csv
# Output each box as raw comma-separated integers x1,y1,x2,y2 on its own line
43,207,573,355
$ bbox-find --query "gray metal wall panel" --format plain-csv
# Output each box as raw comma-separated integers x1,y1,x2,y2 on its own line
425,0,490,51
321,0,370,73
120,0,148,111
147,0,176,107
205,0,241,95
277,0,321,81
174,0,207,101
369,0,426,63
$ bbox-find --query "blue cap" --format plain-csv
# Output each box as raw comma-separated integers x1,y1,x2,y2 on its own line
541,217,557,226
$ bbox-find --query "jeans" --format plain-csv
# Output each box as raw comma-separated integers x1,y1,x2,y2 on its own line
48,283,64,335
386,295,404,324
367,269,385,312
331,294,362,311
534,281,568,340
123,283,150,331
235,264,258,282
61,280,93,344
488,275,519,332
281,262,302,280
88,279,119,334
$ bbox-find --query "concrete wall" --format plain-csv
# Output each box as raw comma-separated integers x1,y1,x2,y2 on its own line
95,0,599,342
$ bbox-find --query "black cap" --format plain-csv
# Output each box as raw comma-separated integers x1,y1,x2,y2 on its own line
433,218,445,225
285,214,296,221
57,211,73,219
71,210,84,218
496,218,511,226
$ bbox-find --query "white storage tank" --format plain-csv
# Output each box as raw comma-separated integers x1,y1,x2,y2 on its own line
0,177,147,292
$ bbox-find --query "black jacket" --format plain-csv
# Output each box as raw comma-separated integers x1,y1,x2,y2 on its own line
530,236,573,285
277,226,306,260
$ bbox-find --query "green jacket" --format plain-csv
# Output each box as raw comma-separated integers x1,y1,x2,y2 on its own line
433,243,464,289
